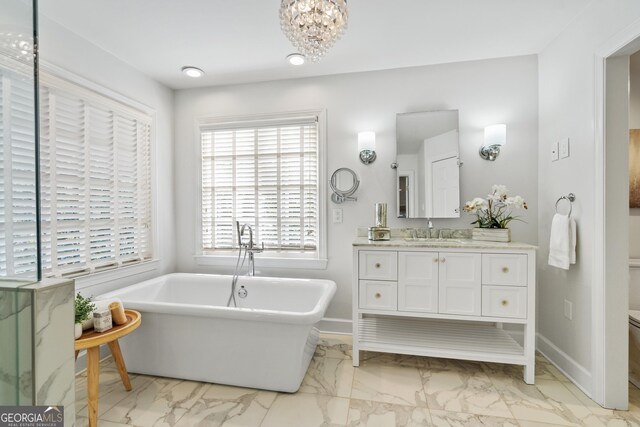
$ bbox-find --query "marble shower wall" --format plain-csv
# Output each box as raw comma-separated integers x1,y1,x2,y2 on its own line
0,279,75,427
0,285,33,405
28,279,75,425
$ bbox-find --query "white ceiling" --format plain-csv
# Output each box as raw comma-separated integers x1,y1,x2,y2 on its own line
38,0,591,90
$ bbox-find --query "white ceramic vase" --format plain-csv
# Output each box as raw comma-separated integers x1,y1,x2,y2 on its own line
74,323,83,340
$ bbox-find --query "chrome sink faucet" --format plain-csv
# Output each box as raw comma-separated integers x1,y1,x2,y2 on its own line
427,219,434,239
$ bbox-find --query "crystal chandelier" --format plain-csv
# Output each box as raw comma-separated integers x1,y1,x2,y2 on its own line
280,0,348,62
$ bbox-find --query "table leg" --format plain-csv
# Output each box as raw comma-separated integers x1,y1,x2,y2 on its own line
86,346,100,427
108,340,132,391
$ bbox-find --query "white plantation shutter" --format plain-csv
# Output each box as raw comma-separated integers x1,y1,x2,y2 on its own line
39,74,153,277
0,68,38,278
201,116,319,253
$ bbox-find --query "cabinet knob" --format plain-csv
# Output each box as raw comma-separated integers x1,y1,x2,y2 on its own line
501,299,509,306
433,257,439,263
502,267,509,273
440,257,446,263
375,292,382,299
375,263,381,268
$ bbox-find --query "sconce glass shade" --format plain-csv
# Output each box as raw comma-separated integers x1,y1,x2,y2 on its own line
358,131,376,164
480,124,506,161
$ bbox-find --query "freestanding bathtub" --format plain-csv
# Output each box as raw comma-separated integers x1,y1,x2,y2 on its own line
98,273,336,392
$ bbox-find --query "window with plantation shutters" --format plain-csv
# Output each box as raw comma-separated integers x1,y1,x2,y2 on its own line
0,67,39,278
39,74,153,278
200,114,321,256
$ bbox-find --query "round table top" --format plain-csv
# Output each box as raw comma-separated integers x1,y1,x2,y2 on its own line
75,309,141,351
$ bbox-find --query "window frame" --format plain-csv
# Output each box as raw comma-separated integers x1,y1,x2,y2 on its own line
38,61,159,280
194,110,327,270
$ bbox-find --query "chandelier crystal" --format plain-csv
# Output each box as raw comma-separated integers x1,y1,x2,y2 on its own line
280,0,348,62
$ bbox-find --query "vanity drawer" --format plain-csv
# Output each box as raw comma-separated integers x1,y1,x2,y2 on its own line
482,254,527,286
482,285,527,319
359,280,398,311
359,251,397,281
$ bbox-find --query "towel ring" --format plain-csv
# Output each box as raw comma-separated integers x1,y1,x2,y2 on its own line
555,193,576,217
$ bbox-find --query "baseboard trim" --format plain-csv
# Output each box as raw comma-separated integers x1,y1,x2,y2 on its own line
317,317,352,334
537,332,593,397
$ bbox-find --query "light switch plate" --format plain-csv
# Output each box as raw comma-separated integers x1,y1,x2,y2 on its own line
332,208,343,224
551,141,559,161
559,138,570,159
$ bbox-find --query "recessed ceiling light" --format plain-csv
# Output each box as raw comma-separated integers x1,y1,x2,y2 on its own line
286,53,306,66
182,66,204,78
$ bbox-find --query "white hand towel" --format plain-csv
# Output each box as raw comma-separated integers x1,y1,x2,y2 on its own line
570,217,576,265
548,213,576,270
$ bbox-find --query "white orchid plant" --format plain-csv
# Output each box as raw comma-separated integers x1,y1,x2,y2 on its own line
463,185,528,229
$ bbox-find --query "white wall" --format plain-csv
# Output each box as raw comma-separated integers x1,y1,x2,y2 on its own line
38,16,176,296
174,55,539,323
538,0,640,397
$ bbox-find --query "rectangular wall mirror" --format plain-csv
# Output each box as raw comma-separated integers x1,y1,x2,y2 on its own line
396,110,460,219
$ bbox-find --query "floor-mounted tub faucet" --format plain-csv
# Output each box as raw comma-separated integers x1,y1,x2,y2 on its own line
237,222,264,276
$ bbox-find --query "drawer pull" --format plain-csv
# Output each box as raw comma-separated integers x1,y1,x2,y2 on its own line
501,299,509,306
433,257,439,263
440,257,446,263
375,292,382,299
375,263,381,268
502,267,509,273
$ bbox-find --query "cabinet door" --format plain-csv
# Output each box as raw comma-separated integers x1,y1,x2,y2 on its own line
438,252,482,316
398,252,439,313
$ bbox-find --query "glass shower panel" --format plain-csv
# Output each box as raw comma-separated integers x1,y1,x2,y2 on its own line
0,0,39,406
0,0,39,281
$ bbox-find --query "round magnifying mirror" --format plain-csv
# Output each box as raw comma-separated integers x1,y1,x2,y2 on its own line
330,168,360,203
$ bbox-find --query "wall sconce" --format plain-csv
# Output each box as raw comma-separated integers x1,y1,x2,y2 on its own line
358,131,376,165
479,124,506,161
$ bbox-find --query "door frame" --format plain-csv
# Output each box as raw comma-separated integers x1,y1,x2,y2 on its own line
594,17,640,408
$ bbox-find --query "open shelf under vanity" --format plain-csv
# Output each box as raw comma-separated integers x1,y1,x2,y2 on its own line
357,314,526,366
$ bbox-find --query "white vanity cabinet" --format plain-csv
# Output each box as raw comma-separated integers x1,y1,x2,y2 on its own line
352,239,537,384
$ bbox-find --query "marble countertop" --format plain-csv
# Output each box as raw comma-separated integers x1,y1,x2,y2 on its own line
352,236,537,250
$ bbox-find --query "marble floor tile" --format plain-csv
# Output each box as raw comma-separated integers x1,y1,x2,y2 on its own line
100,377,209,426
315,334,353,360
75,369,155,417
479,360,567,383
351,362,427,407
518,421,576,427
75,416,142,427
346,399,431,427
419,366,512,419
491,376,595,426
359,351,431,369
535,354,571,383
428,409,519,427
300,356,355,398
260,393,350,427
175,383,277,427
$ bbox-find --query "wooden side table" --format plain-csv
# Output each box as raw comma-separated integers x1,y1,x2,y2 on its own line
75,309,141,427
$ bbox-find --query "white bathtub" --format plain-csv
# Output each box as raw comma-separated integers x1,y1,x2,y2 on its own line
98,273,336,392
